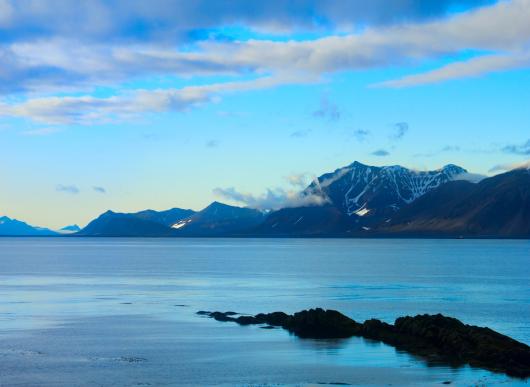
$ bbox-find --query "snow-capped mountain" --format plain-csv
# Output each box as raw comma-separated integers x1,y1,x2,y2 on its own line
304,161,467,220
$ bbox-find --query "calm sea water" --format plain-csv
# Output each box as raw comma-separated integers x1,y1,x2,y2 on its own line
0,238,529,386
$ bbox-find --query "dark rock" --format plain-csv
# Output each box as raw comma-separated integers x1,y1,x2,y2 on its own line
209,311,237,322
392,314,530,378
256,311,290,327
283,308,360,339
198,308,530,378
235,315,259,325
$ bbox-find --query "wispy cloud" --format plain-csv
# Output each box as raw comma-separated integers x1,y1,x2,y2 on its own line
213,186,328,210
375,52,530,88
453,172,487,183
502,139,530,155
313,95,340,122
0,75,311,124
390,122,409,140
372,149,390,157
489,159,530,172
205,139,220,148
414,145,461,157
21,127,61,136
214,170,324,210
352,129,370,142
93,186,106,194
441,145,461,152
56,184,79,194
290,129,312,138
284,173,311,188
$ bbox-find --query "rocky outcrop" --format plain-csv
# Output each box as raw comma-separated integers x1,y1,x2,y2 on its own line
198,308,530,378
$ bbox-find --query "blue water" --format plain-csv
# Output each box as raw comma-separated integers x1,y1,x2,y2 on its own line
0,238,529,386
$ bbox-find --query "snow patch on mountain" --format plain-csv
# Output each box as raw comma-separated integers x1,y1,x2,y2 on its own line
304,161,468,217
172,219,192,229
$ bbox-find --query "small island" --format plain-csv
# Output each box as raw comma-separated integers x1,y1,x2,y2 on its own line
198,308,530,378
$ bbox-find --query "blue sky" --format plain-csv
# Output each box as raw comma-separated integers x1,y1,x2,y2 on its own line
1,0,530,228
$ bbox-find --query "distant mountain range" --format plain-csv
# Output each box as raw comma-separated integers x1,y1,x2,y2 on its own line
76,201,265,237
0,216,58,236
2,161,529,238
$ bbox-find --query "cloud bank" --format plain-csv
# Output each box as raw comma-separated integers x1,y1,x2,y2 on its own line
1,0,530,125
213,186,328,211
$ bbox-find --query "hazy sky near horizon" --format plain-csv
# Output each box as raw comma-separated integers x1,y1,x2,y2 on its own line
1,0,530,228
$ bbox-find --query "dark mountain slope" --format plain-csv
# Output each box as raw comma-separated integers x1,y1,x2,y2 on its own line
251,206,357,236
78,211,173,237
0,216,58,236
133,208,195,226
172,202,265,236
385,169,530,237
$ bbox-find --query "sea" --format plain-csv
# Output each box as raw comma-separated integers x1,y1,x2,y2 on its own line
0,238,529,386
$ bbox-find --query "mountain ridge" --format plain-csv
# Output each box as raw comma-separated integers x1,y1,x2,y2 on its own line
0,216,58,236
3,161,529,238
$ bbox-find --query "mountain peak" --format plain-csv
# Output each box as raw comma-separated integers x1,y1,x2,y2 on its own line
305,162,471,219
59,224,81,233
348,161,368,168
0,216,58,236
441,164,467,174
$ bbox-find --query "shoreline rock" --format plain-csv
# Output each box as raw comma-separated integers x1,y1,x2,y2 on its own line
198,308,530,378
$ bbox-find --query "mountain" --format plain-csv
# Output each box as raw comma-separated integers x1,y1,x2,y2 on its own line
251,206,357,236
77,207,195,236
131,208,195,227
258,161,469,236
77,211,173,237
79,203,263,237
11,161,529,238
305,161,467,221
0,216,58,236
383,169,530,237
58,224,81,234
171,202,265,236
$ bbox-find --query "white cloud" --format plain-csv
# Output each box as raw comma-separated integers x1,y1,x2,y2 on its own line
56,184,80,194
2,0,530,123
213,186,328,210
2,0,530,92
489,160,530,172
375,52,530,87
453,172,487,182
213,170,330,210
0,0,494,42
0,0,14,27
284,173,311,188
0,74,313,124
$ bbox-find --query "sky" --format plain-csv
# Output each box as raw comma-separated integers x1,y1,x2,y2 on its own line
1,0,530,229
